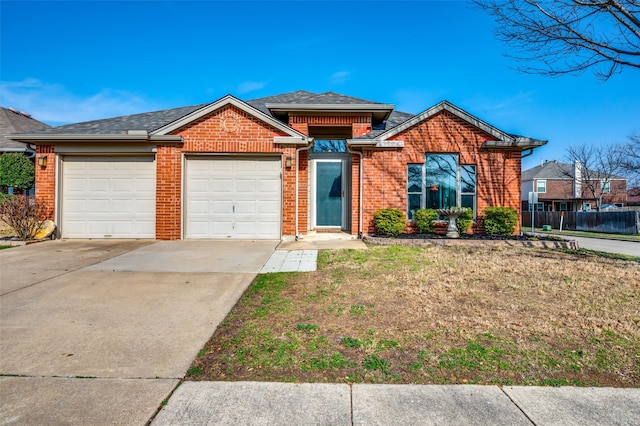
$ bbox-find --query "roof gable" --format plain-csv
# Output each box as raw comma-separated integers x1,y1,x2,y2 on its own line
376,100,513,142
152,95,307,138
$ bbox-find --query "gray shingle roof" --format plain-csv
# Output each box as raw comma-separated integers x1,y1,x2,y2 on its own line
522,160,626,180
0,107,50,150
5,91,440,141
22,104,207,135
522,161,574,180
363,110,415,138
246,90,385,114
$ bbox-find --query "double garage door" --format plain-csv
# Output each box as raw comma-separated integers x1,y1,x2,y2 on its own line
61,156,282,239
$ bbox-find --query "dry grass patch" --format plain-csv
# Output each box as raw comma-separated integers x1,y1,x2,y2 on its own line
189,245,640,387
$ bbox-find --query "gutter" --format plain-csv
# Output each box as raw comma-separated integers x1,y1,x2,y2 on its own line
347,145,364,238
346,139,404,149
6,132,183,144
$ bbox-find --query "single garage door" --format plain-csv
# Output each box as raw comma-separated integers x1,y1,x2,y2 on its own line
62,156,156,238
185,157,281,239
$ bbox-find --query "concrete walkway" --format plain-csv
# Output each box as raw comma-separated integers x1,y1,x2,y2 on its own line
0,239,277,425
260,233,367,273
153,381,640,425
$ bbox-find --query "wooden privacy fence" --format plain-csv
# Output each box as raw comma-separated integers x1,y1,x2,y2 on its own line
522,210,640,235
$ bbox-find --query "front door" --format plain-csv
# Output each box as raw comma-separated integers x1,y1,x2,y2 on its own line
315,160,343,227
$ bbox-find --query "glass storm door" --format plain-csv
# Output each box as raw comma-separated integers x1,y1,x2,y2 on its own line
315,160,343,227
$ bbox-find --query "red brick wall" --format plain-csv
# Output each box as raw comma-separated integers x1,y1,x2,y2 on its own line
362,111,523,234
163,104,297,239
35,145,55,220
155,145,182,240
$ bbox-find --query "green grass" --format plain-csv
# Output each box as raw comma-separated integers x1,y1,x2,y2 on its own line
187,245,640,387
0,245,13,250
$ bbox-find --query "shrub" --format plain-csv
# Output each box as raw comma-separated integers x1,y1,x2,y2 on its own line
373,208,406,236
0,153,35,192
455,208,473,234
414,208,439,233
0,195,51,240
483,206,518,235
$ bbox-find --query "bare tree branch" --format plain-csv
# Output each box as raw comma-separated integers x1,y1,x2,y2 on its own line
561,143,626,209
621,133,640,193
474,0,640,80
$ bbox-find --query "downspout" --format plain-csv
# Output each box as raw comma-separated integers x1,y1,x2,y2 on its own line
520,148,534,158
295,141,313,240
347,145,364,238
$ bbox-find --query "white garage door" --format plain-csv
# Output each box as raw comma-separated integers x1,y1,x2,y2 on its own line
62,156,156,238
185,157,281,239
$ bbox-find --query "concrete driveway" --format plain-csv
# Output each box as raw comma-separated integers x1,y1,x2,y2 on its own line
0,239,276,425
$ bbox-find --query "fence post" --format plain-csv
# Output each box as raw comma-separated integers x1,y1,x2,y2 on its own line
636,211,640,235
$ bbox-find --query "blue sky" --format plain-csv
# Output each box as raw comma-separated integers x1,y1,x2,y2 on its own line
1,0,638,170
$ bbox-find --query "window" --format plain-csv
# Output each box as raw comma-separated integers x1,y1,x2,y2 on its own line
583,203,591,211
559,203,567,211
407,154,477,220
313,139,346,153
536,180,546,193
601,180,611,193
536,202,544,211
407,164,424,221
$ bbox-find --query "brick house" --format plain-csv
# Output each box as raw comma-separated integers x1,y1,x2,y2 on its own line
522,160,627,211
10,91,546,239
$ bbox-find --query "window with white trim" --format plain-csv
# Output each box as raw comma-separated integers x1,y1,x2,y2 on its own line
407,154,476,220
536,180,546,193
601,180,611,193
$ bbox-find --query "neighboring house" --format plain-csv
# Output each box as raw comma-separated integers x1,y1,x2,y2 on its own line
522,160,627,212
9,91,546,240
0,107,50,194
627,188,640,206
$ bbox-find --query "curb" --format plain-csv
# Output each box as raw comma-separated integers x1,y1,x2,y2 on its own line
363,235,580,250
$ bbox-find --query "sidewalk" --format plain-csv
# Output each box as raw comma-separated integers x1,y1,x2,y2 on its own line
153,381,640,425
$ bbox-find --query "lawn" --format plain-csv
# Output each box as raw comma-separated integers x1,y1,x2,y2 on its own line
188,244,640,387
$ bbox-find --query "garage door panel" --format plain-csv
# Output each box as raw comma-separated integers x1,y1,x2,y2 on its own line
212,179,233,192
62,156,155,239
186,157,281,239
235,179,256,193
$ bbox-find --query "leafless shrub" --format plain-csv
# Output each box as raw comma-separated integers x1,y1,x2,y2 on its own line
0,195,51,240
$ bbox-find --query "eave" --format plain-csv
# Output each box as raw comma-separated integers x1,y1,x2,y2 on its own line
6,131,182,145
482,137,548,151
266,103,395,122
346,139,404,149
5,133,183,145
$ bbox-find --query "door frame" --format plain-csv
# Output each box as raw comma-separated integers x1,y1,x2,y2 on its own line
311,158,348,230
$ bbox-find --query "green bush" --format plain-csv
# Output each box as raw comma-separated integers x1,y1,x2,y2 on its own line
483,206,518,235
414,208,439,233
0,153,35,191
455,208,473,234
373,208,406,236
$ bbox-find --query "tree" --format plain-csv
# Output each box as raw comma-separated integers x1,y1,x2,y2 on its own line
563,143,626,210
621,133,640,194
473,0,640,80
0,153,35,193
